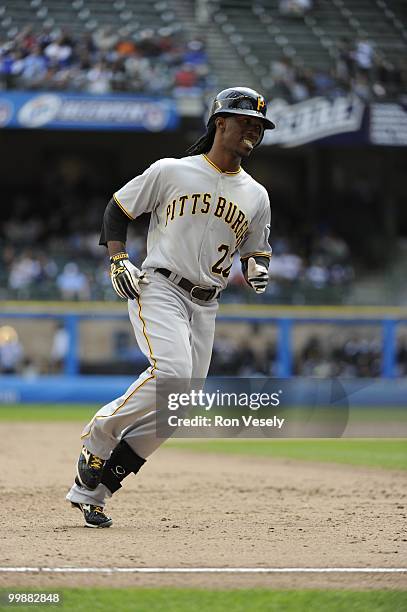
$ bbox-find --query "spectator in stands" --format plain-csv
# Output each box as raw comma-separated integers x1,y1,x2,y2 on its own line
110,57,127,92
16,25,37,54
123,51,150,90
116,38,137,58
210,330,269,376
269,252,303,282
209,332,241,376
289,69,311,102
0,25,206,97
296,336,324,376
174,63,198,88
50,323,69,373
316,231,350,262
136,29,161,58
269,56,297,100
157,29,181,64
279,0,313,18
8,251,42,295
57,262,90,300
0,48,24,89
295,333,384,378
305,256,330,289
271,56,296,87
0,326,24,374
353,37,375,78
86,60,113,94
146,63,174,93
312,69,336,97
183,39,207,67
93,26,119,54
77,32,97,59
37,26,55,52
21,44,48,87
44,32,74,68
335,37,355,81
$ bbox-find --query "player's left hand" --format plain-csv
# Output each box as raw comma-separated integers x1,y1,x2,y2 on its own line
247,257,269,294
110,252,149,300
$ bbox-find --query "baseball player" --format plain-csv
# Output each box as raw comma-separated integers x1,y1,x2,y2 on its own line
66,87,275,527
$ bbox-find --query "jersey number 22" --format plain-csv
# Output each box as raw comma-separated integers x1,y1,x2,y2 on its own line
211,244,232,278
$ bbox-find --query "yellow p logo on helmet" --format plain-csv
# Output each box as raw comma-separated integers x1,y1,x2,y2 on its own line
257,96,265,111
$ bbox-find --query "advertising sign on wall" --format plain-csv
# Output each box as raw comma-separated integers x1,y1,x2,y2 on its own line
263,96,407,147
0,91,179,131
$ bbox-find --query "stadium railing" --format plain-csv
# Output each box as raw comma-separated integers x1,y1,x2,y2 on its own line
1,310,405,379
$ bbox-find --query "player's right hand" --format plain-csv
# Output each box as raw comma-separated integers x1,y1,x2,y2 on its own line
110,252,149,300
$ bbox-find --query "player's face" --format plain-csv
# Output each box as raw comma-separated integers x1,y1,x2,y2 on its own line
222,115,264,157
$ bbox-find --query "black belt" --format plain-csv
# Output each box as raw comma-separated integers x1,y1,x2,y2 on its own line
156,268,219,302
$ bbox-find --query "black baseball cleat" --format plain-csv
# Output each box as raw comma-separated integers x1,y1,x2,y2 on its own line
76,445,106,490
71,502,113,528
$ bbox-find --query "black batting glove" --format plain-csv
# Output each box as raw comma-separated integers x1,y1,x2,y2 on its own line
110,252,149,300
247,257,269,294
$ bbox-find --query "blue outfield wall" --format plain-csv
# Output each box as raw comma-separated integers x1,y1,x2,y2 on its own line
0,375,406,406
1,311,407,378
1,310,407,406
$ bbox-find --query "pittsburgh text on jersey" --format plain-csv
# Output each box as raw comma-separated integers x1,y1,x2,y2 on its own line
165,193,249,248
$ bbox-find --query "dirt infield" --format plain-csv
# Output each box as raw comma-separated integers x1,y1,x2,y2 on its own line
0,423,406,590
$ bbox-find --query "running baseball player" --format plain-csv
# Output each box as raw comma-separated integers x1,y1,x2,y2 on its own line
66,86,275,527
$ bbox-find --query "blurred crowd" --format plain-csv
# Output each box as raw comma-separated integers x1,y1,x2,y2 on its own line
223,231,354,304
0,228,354,303
267,36,407,104
3,321,407,378
0,24,211,94
0,202,354,303
0,150,356,303
1,23,405,103
294,334,383,378
209,327,407,378
0,323,70,375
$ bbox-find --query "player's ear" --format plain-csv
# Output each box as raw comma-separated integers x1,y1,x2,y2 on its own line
215,116,226,132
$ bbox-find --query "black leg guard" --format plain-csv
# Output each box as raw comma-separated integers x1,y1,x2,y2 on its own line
101,440,146,494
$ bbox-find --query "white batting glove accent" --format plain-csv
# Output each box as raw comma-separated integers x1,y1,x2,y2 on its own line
110,253,149,300
247,257,269,294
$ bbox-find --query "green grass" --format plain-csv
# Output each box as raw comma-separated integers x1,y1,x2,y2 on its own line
168,439,407,470
1,589,406,612
0,404,405,469
0,404,97,422
0,404,405,423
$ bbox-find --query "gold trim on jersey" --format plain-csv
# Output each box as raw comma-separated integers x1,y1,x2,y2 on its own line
136,294,157,376
202,154,241,175
80,294,157,440
240,252,272,260
113,193,135,220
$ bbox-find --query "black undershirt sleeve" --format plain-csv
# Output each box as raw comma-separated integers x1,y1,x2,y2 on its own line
99,198,131,247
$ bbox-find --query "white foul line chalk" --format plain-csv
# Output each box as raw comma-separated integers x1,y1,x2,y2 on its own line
0,567,406,574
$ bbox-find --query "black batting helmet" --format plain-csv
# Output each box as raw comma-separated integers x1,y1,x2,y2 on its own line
207,86,275,130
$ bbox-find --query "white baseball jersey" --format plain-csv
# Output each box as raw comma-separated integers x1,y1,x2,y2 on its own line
113,154,271,289
67,153,272,510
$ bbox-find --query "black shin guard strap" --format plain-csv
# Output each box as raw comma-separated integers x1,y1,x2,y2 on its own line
101,440,146,494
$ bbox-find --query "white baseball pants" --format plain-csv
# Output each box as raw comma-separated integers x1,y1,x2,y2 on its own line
66,270,218,506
